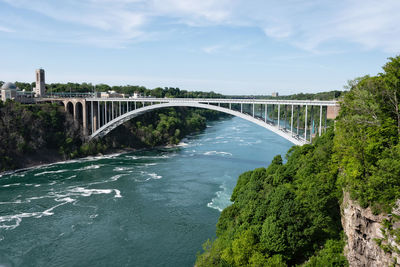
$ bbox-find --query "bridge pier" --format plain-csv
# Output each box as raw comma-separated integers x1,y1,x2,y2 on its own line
62,99,88,136
97,101,100,130
304,105,308,141
73,103,77,121
82,102,88,136
297,105,300,136
310,105,314,143
290,105,294,135
92,101,98,132
318,106,322,136
105,102,108,124
265,104,267,123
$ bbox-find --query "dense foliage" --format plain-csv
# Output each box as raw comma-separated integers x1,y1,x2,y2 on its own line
196,56,400,266
0,101,82,171
196,130,347,266
334,56,400,213
0,101,226,171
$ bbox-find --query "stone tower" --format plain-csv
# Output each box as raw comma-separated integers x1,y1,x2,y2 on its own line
35,69,45,97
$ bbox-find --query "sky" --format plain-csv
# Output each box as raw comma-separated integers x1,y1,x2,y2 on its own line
0,0,399,95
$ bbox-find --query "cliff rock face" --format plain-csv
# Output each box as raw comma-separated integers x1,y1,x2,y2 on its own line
341,192,400,266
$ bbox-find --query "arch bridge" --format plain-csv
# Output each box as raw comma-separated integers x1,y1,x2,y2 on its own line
42,97,339,146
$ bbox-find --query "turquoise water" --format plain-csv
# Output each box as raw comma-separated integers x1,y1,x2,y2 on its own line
0,117,292,267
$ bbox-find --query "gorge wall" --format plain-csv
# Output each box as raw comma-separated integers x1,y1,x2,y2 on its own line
342,192,400,266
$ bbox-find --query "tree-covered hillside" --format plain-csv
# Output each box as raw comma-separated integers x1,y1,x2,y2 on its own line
196,130,347,266
0,101,82,171
0,101,226,172
335,56,400,213
196,56,400,266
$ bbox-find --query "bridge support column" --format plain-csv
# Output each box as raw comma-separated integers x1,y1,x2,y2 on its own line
252,104,255,117
265,104,267,123
277,104,280,129
297,105,300,136
82,101,88,136
105,102,108,124
310,106,314,143
73,102,77,121
97,101,100,129
90,101,94,134
284,105,287,130
272,104,274,124
90,101,93,134
304,105,308,141
92,101,99,133
241,103,243,113
112,101,114,120
319,105,322,136
291,105,294,136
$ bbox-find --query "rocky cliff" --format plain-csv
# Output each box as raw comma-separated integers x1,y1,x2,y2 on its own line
342,192,400,266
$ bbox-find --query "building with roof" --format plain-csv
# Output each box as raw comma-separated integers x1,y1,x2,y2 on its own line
1,82,18,101
1,82,35,103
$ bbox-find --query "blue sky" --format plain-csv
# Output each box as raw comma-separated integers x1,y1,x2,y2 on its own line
0,0,399,95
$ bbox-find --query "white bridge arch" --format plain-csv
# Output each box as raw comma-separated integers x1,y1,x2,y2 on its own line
91,102,307,145
84,98,339,146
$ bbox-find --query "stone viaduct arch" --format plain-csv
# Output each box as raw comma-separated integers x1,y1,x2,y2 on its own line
60,99,89,135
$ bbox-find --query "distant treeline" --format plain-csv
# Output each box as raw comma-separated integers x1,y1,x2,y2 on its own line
229,90,343,100
0,80,343,100
0,81,224,99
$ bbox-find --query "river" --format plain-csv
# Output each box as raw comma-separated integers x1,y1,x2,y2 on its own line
0,117,292,267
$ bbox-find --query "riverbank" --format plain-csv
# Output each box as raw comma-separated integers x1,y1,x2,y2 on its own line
0,101,229,172
0,141,194,177
0,148,127,177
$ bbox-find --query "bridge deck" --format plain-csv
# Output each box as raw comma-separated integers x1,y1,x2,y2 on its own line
85,97,338,106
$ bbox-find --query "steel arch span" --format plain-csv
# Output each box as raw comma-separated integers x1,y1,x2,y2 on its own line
89,102,306,146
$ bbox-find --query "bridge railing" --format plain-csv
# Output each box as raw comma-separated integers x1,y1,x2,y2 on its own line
85,97,338,106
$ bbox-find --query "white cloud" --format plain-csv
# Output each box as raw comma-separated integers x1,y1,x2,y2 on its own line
150,0,233,24
0,0,399,52
202,45,222,54
0,25,14,32
263,26,291,39
253,0,400,53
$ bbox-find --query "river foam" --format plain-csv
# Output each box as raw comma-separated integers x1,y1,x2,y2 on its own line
203,151,233,156
207,182,233,212
0,197,75,230
34,169,68,176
